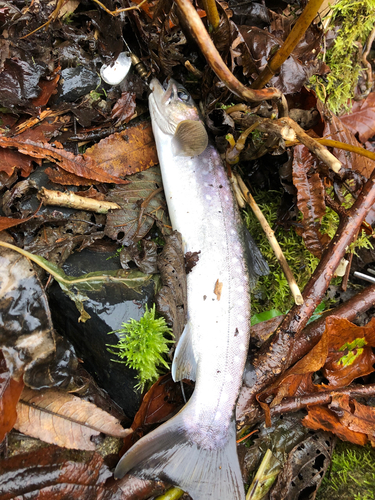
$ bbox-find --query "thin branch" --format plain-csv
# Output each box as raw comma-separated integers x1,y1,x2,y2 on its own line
286,138,375,163
235,173,304,306
251,0,325,89
201,0,220,31
174,0,284,104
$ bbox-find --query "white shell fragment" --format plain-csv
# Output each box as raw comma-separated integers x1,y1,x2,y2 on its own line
100,52,132,85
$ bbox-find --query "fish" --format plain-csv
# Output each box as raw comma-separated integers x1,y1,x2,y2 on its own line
114,78,269,499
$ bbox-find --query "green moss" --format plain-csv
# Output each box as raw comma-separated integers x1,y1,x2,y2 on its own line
317,442,375,500
107,304,173,391
309,0,375,114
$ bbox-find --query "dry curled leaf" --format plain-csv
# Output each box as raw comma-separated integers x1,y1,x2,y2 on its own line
15,387,131,451
111,92,137,125
340,92,375,143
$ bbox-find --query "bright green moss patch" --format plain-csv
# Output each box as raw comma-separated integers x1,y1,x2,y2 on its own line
310,0,375,114
107,304,173,391
317,442,375,500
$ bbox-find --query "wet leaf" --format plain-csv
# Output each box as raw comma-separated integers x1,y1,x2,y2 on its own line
340,92,375,143
0,148,34,178
319,104,375,178
111,92,137,125
0,445,124,500
105,166,170,246
122,373,185,453
269,431,334,500
15,387,130,450
302,406,367,446
0,134,128,184
330,394,375,444
292,144,329,257
32,65,61,108
322,317,375,387
0,352,24,443
84,121,158,178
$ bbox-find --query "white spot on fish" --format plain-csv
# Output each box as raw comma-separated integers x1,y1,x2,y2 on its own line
215,411,222,419
188,160,193,166
225,195,229,201
230,229,236,235
234,355,240,363
239,344,246,351
226,373,233,382
237,285,244,292
204,182,209,187
212,219,220,227
206,194,212,201
232,257,238,264
221,393,229,403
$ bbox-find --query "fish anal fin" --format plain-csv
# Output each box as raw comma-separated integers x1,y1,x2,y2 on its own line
172,120,208,157
171,323,197,382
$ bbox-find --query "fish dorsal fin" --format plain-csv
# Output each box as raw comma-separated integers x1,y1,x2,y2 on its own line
171,323,197,382
172,120,208,157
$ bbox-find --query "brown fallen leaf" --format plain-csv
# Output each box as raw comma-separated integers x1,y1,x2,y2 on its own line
0,352,24,443
340,92,375,143
32,65,61,108
84,121,158,178
111,91,137,125
0,135,128,184
121,373,185,454
0,148,35,178
214,279,223,300
15,387,131,451
302,405,367,446
330,394,375,444
292,144,330,257
318,102,375,178
0,445,125,500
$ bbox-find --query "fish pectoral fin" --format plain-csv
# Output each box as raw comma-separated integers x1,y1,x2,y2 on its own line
171,323,197,382
172,120,208,157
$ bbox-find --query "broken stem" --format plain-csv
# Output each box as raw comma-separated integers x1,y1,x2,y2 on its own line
37,187,121,214
174,0,283,103
235,173,304,306
251,0,325,89
279,117,342,173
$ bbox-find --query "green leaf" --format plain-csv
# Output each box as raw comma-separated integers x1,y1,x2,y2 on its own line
251,309,283,327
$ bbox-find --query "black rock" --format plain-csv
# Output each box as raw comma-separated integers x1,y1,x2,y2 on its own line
48,249,157,420
55,67,100,103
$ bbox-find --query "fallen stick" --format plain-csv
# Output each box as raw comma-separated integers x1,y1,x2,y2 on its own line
235,173,304,306
37,187,121,214
237,163,375,425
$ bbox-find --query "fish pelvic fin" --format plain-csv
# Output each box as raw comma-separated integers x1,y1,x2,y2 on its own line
243,227,270,290
114,408,245,500
172,323,197,382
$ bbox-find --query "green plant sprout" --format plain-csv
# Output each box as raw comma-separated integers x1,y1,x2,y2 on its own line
309,0,375,114
107,304,173,391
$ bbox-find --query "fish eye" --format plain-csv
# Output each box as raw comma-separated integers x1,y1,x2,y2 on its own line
178,90,189,101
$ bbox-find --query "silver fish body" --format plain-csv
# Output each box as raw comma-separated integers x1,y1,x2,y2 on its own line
114,79,263,500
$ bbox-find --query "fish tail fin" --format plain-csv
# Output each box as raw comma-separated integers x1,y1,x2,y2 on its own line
114,405,245,500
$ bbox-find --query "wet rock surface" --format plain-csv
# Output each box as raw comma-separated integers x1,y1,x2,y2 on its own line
48,249,157,419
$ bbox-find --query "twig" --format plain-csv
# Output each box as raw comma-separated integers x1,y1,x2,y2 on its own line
201,0,220,31
235,173,304,306
251,0,325,89
279,117,342,173
174,0,284,104
286,138,375,163
361,24,375,91
237,165,375,425
37,187,121,214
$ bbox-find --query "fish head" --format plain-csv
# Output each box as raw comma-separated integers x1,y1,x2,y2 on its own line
149,78,208,156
